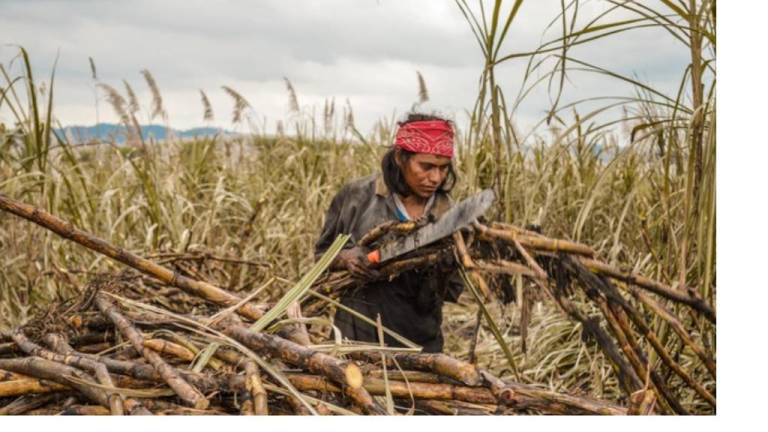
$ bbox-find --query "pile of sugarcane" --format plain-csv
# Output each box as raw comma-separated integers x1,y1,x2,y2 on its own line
0,193,715,415
309,218,715,414
0,257,630,416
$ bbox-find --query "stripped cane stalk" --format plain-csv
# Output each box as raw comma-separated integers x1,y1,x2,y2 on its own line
62,405,111,415
137,399,225,415
23,408,67,415
510,239,547,352
579,257,715,323
629,287,716,379
11,331,125,415
43,345,230,397
414,399,498,415
490,222,545,238
0,393,62,415
243,361,268,415
0,193,268,322
0,357,110,407
209,350,342,415
220,323,384,415
364,369,464,385
0,377,69,397
473,222,595,257
479,370,628,415
453,231,476,269
579,275,686,415
521,251,644,398
313,250,447,298
149,332,225,371
95,294,210,409
608,293,715,407
379,250,446,277
143,339,196,362
563,256,680,414
222,324,363,388
544,271,642,396
43,334,160,382
350,351,482,387
453,231,491,299
357,220,397,247
590,293,671,415
568,258,716,408
364,377,496,404
289,373,629,415
511,239,548,279
473,259,541,279
285,373,497,404
604,301,688,415
611,297,715,408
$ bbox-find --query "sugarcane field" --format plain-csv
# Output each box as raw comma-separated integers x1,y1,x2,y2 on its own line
1,0,727,420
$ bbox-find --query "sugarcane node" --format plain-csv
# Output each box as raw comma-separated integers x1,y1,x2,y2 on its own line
344,363,364,389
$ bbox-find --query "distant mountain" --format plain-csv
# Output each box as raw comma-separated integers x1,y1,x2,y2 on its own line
57,123,233,143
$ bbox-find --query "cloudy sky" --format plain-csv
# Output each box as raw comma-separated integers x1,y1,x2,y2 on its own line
1,0,691,136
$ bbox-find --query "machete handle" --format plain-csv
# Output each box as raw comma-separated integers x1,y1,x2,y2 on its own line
367,250,381,264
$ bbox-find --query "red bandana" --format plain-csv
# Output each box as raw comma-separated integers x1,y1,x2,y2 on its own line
394,120,454,158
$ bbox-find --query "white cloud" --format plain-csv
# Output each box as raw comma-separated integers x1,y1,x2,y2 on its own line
1,0,692,137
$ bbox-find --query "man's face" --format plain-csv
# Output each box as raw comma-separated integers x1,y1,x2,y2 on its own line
398,152,452,198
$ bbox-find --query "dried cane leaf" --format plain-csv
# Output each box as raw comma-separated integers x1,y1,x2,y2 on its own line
376,314,395,415
457,264,522,381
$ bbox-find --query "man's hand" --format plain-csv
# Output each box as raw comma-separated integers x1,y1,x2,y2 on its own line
334,247,381,282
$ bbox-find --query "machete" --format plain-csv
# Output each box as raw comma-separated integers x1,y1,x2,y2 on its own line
366,189,495,264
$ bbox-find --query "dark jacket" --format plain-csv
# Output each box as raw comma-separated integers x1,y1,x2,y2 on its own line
315,174,463,352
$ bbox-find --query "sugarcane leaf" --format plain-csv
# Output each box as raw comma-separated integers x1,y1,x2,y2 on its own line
305,289,421,349
250,233,350,333
191,342,219,373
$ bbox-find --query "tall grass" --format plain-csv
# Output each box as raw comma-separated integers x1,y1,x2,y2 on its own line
451,0,714,411
0,0,714,413
457,0,715,301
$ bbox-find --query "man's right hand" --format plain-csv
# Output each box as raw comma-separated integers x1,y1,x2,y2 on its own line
334,247,381,282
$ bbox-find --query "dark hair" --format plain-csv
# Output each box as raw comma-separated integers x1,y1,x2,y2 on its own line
381,113,457,197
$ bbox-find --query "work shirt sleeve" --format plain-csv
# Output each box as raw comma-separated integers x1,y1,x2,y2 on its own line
314,186,354,258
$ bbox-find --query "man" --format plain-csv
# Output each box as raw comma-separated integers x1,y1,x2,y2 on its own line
315,113,463,352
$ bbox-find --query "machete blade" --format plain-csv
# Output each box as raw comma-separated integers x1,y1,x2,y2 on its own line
377,189,495,263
